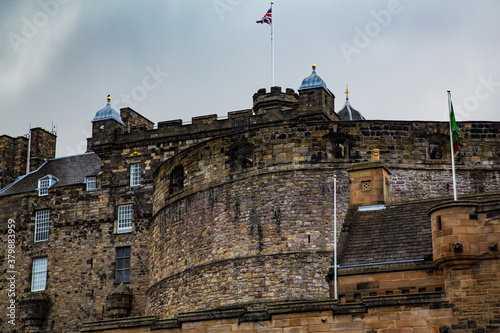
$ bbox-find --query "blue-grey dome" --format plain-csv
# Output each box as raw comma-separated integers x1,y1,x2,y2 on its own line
92,96,125,125
298,65,329,92
338,87,366,121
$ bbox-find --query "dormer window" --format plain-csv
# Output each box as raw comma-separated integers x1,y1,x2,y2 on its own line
85,176,96,191
38,175,58,196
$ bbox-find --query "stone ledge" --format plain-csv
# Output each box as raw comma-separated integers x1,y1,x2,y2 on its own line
177,307,246,323
267,299,338,314
80,294,448,332
362,291,445,308
80,316,156,332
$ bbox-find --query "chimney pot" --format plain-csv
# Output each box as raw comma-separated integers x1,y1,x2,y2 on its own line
373,149,380,161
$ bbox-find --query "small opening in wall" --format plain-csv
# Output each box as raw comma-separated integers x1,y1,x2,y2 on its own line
361,180,371,191
402,289,410,294
436,216,442,231
386,290,393,295
435,287,443,292
418,287,426,293
307,234,311,243
51,320,55,330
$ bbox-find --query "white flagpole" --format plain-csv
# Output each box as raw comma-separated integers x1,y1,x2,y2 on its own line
334,174,338,299
447,90,458,201
271,1,274,87
26,123,31,174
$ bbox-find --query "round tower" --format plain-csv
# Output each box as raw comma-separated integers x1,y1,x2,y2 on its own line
147,124,341,317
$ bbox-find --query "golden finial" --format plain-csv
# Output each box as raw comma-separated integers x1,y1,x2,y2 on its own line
107,94,111,102
345,84,349,99
312,64,316,70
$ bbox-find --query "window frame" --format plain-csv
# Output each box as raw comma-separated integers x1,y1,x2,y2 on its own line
38,178,50,196
34,210,50,242
86,176,97,191
115,246,131,283
31,257,48,291
130,163,141,187
117,205,133,234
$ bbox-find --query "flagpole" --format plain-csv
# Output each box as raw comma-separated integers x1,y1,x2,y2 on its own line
333,174,338,300
447,90,458,201
271,1,274,87
26,123,31,174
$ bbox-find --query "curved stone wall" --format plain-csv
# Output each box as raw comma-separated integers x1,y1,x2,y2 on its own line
148,120,500,317
149,168,337,316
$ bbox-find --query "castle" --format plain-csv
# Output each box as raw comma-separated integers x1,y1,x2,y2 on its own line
1,66,499,332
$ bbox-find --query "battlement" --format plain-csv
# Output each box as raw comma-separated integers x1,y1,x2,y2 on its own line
252,86,299,115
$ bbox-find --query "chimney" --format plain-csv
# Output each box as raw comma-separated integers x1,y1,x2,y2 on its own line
346,149,391,207
29,128,57,172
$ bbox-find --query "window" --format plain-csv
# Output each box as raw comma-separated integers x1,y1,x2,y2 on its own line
115,246,131,283
130,163,141,186
31,257,48,291
86,176,96,191
38,175,58,196
117,205,133,233
35,210,50,242
169,165,184,194
38,178,50,196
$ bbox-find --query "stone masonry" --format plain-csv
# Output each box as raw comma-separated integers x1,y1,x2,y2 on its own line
1,78,500,333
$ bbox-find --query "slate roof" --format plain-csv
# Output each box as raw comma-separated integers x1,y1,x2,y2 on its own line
298,65,332,95
338,98,365,121
0,153,101,196
339,192,500,267
339,200,435,267
92,98,125,125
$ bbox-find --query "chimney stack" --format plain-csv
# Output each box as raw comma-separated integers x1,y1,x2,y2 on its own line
346,149,391,207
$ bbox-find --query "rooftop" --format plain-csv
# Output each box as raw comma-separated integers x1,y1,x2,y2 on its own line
339,192,500,268
337,86,365,121
0,153,101,196
92,95,125,125
298,64,331,94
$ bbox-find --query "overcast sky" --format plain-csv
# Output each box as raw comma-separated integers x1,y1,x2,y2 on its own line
1,0,499,158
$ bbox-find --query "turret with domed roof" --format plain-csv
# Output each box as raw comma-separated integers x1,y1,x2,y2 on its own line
297,64,340,121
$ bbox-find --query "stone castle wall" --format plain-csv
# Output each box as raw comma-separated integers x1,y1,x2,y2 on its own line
1,86,499,332
0,183,151,332
148,118,500,318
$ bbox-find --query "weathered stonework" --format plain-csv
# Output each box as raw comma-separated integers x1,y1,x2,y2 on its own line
0,82,499,333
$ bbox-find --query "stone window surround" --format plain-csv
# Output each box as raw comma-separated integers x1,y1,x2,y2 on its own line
115,246,131,283
31,257,48,292
34,210,50,242
130,163,141,187
117,204,133,234
361,180,372,191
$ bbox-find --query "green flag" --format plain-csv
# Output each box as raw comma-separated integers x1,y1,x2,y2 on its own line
450,101,458,155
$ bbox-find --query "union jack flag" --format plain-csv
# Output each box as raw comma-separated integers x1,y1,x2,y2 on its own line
256,6,272,26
